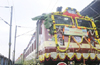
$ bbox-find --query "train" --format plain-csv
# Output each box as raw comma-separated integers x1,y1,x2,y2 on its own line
16,7,100,65
15,54,23,65
0,53,12,65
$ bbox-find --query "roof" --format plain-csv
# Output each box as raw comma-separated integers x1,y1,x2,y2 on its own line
80,0,100,20
0,54,9,60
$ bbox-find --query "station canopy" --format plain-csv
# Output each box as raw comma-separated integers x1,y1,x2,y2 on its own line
80,0,100,21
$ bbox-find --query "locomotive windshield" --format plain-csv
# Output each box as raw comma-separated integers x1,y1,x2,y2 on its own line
77,19,92,28
54,15,73,25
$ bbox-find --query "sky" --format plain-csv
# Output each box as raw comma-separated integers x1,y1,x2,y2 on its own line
0,0,93,60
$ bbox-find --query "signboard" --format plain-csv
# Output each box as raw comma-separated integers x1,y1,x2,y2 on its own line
57,62,67,65
64,26,87,36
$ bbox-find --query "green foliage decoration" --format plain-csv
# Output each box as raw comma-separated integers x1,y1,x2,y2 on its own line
32,13,54,35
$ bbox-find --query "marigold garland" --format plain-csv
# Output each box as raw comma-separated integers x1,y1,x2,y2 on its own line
85,37,100,52
39,53,100,62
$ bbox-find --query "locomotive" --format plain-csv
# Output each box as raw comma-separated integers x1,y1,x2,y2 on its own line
17,7,100,65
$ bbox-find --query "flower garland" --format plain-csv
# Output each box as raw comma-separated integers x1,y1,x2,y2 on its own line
90,20,100,44
51,13,75,52
92,37,99,44
96,54,100,60
82,53,90,59
56,36,71,52
90,53,96,60
45,53,51,61
51,52,58,61
39,53,100,62
58,53,66,61
88,29,95,36
39,55,42,61
45,53,50,58
72,36,83,44
39,54,45,62
85,36,100,52
66,53,75,60
75,53,82,61
42,54,45,62
72,36,81,52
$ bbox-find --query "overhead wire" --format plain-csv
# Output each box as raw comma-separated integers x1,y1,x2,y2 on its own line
51,0,59,12
0,17,34,28
45,0,52,12
0,0,10,26
4,0,36,37
17,26,33,29
0,17,10,26
6,0,11,14
6,0,10,6
14,25,36,37
16,29,35,37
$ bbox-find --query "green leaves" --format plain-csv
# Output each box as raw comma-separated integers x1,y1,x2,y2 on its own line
32,13,54,35
44,16,53,29
32,13,50,20
44,21,52,29
94,20,100,23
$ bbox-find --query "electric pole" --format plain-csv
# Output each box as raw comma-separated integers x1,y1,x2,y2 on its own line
8,6,13,65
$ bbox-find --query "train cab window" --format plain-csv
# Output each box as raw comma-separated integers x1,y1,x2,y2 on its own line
77,19,92,28
54,15,73,25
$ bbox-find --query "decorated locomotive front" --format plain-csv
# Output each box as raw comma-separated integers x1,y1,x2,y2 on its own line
37,7,100,65
19,7,100,65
